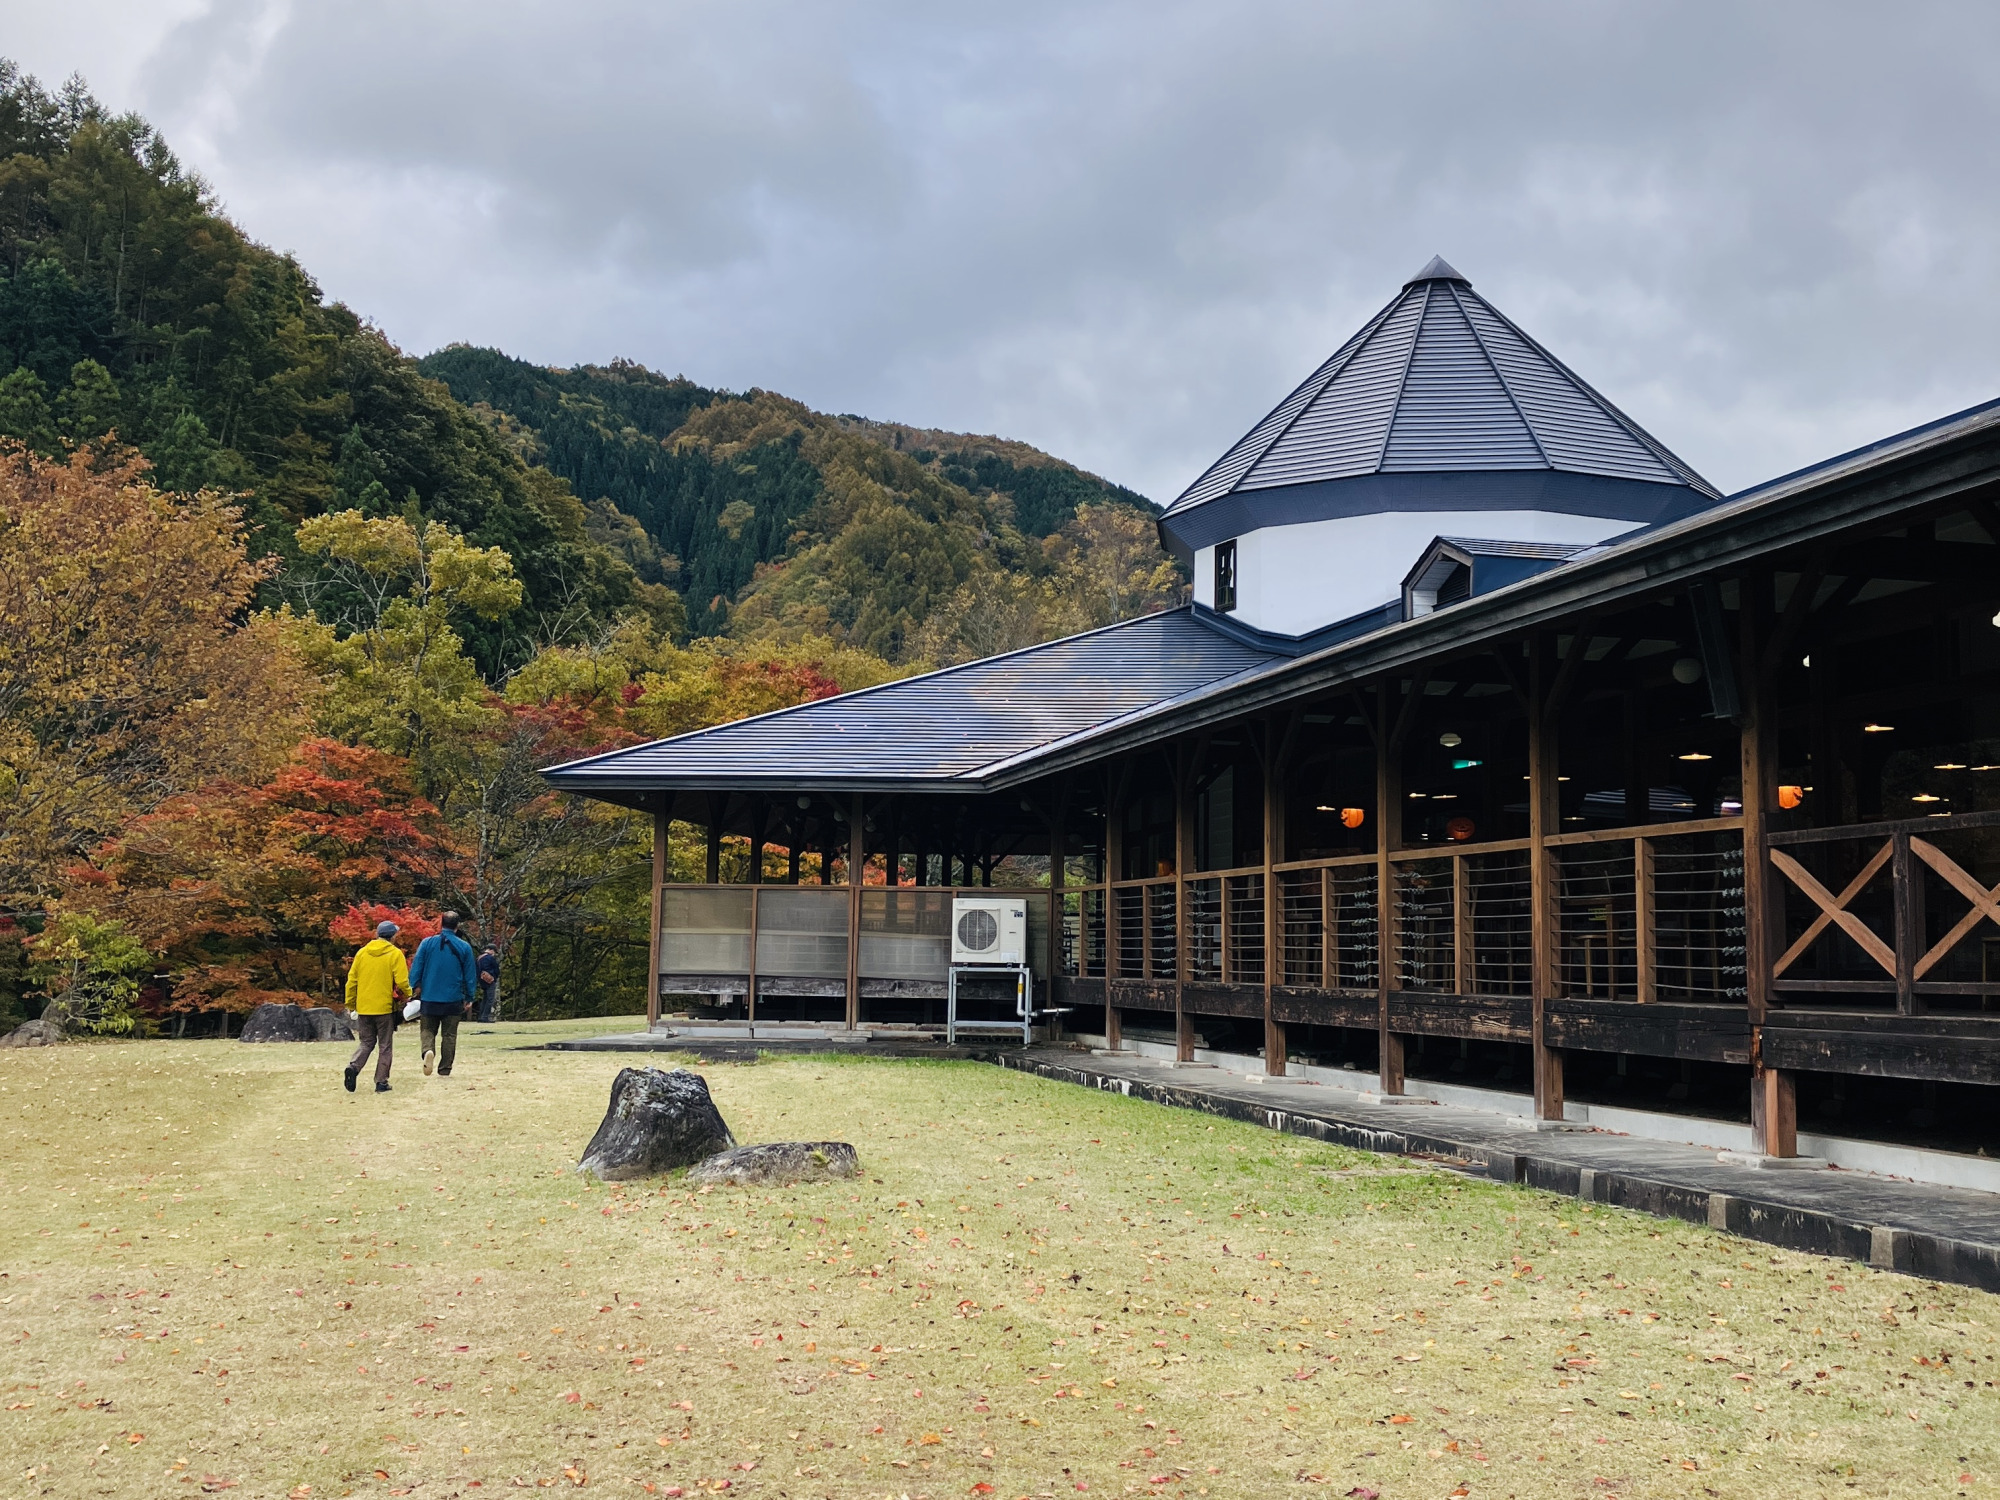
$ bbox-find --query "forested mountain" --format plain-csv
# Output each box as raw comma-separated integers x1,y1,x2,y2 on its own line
419,347,1179,660
0,64,649,674
0,62,1185,1025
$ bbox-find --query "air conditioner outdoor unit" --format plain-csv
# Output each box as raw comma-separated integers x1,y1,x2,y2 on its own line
951,896,1028,966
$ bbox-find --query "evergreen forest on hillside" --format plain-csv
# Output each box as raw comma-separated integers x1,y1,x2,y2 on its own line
0,63,1186,1030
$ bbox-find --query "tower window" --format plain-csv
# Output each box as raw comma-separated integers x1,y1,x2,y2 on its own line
1214,539,1237,613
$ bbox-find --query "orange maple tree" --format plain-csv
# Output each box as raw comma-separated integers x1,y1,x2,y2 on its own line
64,739,450,1013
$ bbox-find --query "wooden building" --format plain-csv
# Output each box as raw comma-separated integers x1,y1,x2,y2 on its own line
547,257,2000,1170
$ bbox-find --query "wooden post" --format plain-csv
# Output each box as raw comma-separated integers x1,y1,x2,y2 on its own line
1376,681,1404,1094
1892,831,1923,1016
1049,786,1066,1039
647,794,672,1028
1529,638,1564,1122
745,884,760,1024
1739,573,1796,1156
1105,762,1124,1048
846,793,863,1032
704,793,724,885
1263,715,1286,1076
1634,836,1657,1004
1176,740,1196,1062
749,797,766,885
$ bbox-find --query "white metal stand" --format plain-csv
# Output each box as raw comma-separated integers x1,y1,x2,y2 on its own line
946,964,1038,1045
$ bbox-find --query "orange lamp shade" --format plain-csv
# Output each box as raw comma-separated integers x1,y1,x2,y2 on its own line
1777,784,1805,810
1446,817,1476,842
1340,807,1366,830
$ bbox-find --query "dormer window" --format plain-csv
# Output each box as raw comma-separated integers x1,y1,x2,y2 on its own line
1214,539,1237,613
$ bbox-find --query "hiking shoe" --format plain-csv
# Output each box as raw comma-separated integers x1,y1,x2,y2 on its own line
343,1066,358,1093
423,1048,435,1076
437,1069,451,1078
376,1080,392,1093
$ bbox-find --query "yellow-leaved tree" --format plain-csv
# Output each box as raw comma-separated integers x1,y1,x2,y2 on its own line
285,509,525,802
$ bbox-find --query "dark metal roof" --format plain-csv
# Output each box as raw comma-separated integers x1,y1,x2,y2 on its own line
1435,535,1593,560
541,608,1279,797
1159,258,1719,557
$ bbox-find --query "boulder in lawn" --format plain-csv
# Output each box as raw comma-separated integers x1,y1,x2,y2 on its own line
686,1141,860,1187
577,1067,735,1181
304,1006,354,1042
239,1003,315,1043
0,1018,61,1048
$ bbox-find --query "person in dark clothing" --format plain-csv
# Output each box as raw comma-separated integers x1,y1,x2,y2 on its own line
476,947,500,1024
408,911,479,1077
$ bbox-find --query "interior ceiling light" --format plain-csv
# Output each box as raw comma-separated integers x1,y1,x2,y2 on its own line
1977,765,2000,773
1863,723,1894,733
1452,757,1483,770
1678,752,1712,761
1936,763,1968,770
1913,794,1944,803
1671,657,1703,684
1431,793,1457,800
1802,654,1812,668
1315,804,1337,813
1438,731,1463,748
1408,791,1427,799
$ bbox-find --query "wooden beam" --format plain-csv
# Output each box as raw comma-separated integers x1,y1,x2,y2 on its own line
1739,572,1796,1157
1761,556,1828,679
1542,619,1596,726
1388,670,1432,753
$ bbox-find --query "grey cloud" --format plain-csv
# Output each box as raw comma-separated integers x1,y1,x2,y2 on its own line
16,0,2000,500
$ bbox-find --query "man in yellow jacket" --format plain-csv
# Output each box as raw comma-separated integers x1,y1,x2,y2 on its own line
344,919,411,1094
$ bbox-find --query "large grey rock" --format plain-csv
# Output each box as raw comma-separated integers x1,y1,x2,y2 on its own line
0,1018,61,1048
577,1067,735,1181
240,1003,353,1042
687,1141,860,1187
304,1006,354,1042
239,1003,313,1043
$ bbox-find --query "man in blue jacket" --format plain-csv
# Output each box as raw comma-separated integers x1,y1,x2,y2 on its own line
408,911,480,1078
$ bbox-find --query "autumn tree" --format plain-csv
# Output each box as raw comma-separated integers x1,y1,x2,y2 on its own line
286,508,524,801
64,739,450,1013
0,443,317,903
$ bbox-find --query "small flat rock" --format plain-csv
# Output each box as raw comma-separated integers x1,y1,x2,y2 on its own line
686,1141,861,1187
578,1067,735,1181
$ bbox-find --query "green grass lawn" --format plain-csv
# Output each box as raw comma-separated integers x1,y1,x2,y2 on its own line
3,1024,1998,1499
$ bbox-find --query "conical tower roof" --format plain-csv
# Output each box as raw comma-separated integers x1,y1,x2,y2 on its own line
1160,258,1718,559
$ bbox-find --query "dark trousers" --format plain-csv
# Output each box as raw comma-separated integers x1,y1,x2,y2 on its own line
475,987,495,1023
348,1012,395,1084
420,1011,461,1074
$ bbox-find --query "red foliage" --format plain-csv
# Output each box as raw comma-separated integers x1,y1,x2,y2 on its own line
62,738,452,1012
329,903,441,954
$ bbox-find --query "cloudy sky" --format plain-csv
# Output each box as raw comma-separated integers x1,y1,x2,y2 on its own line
9,1,2000,501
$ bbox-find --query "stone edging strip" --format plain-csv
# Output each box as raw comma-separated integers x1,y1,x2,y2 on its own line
995,1051,2000,1295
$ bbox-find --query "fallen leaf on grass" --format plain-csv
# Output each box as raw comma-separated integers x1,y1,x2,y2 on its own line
1345,1489,1379,1499
200,1479,238,1493
1386,1414,1412,1425
970,1485,996,1494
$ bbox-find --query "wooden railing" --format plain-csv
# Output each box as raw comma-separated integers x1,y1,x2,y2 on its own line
1073,818,1746,1004
1769,808,2000,1012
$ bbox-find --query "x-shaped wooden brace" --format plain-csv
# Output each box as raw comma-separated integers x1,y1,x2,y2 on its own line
1911,837,2000,979
1769,841,1896,976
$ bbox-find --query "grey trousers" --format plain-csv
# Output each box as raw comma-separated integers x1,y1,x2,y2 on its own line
420,1011,460,1074
347,1012,395,1084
